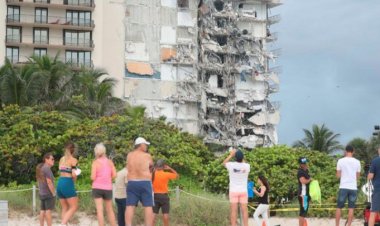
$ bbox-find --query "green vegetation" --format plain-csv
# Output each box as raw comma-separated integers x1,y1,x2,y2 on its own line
348,136,380,164
0,55,124,118
204,146,365,203
293,124,342,153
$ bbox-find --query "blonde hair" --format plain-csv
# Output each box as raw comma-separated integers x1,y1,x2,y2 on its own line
94,143,106,158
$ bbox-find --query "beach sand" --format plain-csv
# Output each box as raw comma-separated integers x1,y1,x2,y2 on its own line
8,211,364,226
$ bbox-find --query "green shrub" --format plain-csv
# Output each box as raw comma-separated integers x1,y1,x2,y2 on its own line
0,105,212,185
204,146,361,204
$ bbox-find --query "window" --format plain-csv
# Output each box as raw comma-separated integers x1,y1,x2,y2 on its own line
64,0,93,6
66,10,92,26
35,8,48,23
6,47,19,63
65,51,91,67
34,28,49,44
178,0,189,8
6,26,21,43
34,48,47,57
7,6,20,22
34,0,50,3
64,30,91,47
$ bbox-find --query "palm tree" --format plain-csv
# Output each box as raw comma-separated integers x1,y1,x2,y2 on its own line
67,68,124,118
293,124,341,153
28,54,72,110
0,59,43,106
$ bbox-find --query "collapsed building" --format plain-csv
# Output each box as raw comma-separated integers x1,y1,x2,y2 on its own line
123,0,281,148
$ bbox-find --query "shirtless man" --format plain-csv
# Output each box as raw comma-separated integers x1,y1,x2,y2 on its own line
125,137,154,226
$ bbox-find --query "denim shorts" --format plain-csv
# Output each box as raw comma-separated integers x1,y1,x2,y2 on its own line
371,191,380,212
126,180,154,207
337,189,357,208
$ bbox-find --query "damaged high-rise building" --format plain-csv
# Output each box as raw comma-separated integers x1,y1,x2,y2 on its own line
123,0,281,148
0,0,281,148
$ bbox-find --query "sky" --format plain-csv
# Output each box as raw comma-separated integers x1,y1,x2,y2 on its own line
270,0,380,146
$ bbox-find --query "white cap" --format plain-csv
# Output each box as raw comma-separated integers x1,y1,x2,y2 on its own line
134,137,150,146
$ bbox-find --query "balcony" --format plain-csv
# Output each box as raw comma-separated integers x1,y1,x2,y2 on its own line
5,35,22,44
12,58,93,69
6,0,95,11
5,35,94,51
268,14,281,25
6,14,94,31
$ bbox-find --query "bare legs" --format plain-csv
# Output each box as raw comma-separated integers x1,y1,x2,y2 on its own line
60,197,78,225
94,198,117,226
336,208,354,226
39,210,52,226
125,206,153,226
230,203,248,226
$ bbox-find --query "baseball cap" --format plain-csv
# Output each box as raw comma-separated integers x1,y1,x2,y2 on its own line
134,137,150,146
298,157,308,164
235,150,244,162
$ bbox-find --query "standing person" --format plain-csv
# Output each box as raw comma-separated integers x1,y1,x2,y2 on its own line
91,143,117,226
152,159,178,226
36,153,56,226
368,146,380,226
335,145,361,226
125,137,154,226
57,142,79,226
253,175,270,226
223,148,250,226
114,167,128,226
298,157,311,226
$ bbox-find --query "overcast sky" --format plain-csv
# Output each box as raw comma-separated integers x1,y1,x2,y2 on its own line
270,0,380,146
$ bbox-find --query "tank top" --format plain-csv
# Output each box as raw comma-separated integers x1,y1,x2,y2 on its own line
258,186,269,204
92,157,113,190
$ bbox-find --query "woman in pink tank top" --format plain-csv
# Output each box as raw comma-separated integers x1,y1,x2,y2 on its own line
91,143,117,226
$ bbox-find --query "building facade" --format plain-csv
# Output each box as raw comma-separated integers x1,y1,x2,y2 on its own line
1,0,281,148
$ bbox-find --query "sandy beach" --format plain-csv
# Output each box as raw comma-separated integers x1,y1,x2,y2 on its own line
7,212,364,226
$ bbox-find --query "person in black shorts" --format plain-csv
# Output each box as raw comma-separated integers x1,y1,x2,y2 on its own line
297,157,311,226
152,159,178,226
36,153,56,226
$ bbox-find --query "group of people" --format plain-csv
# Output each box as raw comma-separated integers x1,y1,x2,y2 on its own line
35,137,178,226
35,137,380,226
223,145,380,226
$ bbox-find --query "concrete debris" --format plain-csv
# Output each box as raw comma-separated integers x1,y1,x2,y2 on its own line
126,61,154,75
123,0,281,148
199,0,280,148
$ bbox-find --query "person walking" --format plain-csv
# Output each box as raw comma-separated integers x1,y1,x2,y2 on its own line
114,167,128,226
57,142,79,226
298,157,311,226
36,153,56,226
223,148,250,226
125,137,154,226
253,175,270,226
367,146,380,226
91,143,117,226
335,145,361,226
152,159,178,226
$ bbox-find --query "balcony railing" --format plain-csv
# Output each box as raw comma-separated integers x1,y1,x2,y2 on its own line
6,0,95,7
6,35,94,49
5,35,21,43
6,14,94,28
65,59,93,68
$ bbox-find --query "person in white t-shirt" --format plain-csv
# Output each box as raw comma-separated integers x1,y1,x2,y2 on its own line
335,145,361,226
223,148,250,226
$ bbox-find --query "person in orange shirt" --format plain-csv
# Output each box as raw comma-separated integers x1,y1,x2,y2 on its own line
152,159,178,226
